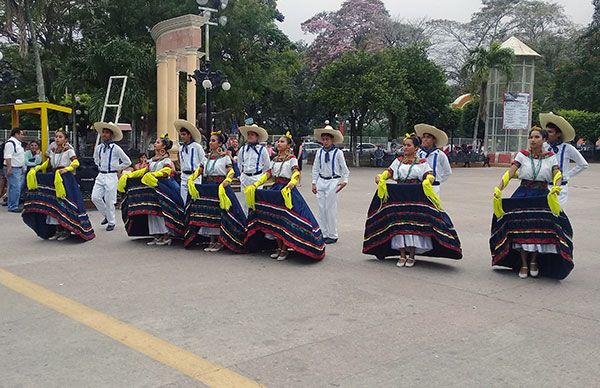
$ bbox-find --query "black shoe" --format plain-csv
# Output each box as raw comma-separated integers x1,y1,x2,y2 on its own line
324,238,338,244
106,224,115,231
101,218,108,225
8,208,22,213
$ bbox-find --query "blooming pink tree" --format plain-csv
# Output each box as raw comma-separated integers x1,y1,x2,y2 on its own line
301,0,390,69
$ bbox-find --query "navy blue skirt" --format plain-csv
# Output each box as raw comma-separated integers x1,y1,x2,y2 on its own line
121,177,186,238
490,184,574,279
22,172,95,241
184,182,247,252
362,183,462,260
246,182,325,260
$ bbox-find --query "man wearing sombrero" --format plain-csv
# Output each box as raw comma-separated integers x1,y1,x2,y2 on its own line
238,123,271,213
176,120,206,202
415,124,452,195
91,122,131,231
311,124,349,244
541,112,589,207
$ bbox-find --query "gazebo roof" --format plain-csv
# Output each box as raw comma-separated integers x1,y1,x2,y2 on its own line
501,37,541,58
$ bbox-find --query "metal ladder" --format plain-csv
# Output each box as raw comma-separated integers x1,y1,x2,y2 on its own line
95,75,128,146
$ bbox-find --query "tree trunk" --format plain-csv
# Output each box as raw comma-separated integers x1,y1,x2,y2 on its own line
350,110,358,167
388,112,399,140
472,82,487,144
24,0,46,101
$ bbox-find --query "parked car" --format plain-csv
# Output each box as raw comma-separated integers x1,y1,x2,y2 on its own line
302,141,322,158
342,143,378,154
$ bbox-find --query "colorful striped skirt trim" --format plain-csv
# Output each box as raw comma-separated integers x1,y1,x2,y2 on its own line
22,172,95,241
245,183,325,260
362,183,462,260
490,193,573,279
121,178,185,238
183,183,247,252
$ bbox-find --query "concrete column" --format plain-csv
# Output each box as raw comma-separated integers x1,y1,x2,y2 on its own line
185,48,198,124
156,55,168,139
166,53,179,142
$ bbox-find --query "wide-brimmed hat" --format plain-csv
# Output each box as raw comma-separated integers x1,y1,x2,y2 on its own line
239,124,269,143
414,123,448,148
174,119,203,143
314,125,344,144
539,112,575,142
94,122,123,142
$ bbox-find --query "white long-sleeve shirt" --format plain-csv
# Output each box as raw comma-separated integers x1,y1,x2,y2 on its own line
93,142,131,173
238,143,270,175
544,142,589,182
417,148,451,184
312,147,350,184
179,141,205,174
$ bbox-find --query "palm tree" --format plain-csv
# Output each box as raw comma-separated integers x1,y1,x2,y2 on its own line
463,42,514,143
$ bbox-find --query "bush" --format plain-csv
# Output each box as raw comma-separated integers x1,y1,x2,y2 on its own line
556,110,600,142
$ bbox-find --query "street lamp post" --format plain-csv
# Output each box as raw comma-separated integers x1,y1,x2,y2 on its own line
189,0,230,133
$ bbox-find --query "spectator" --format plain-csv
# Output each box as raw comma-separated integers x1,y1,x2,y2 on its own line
24,139,42,171
576,137,586,150
596,136,600,150
266,141,275,157
373,145,385,167
3,128,25,212
133,153,149,170
293,137,304,171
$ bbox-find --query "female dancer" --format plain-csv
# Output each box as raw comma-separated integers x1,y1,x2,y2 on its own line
363,134,461,267
184,131,247,252
118,134,185,246
491,127,573,279
245,133,325,261
23,129,95,241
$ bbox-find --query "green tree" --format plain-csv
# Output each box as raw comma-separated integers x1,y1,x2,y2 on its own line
463,42,514,141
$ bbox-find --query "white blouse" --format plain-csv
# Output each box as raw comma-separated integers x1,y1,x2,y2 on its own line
149,157,172,172
270,157,298,179
203,154,232,177
388,158,432,182
513,151,558,182
46,144,76,169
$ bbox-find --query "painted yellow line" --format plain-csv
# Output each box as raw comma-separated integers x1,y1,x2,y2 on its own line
0,268,263,388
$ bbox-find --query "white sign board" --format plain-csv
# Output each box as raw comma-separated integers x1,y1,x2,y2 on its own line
503,92,531,130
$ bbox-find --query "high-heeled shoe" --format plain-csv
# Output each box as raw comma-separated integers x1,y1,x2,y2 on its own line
156,237,172,246
270,249,282,259
529,262,539,278
519,266,529,279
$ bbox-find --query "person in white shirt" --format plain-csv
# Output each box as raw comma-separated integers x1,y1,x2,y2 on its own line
3,128,25,212
238,124,271,213
91,122,131,231
176,119,205,203
540,112,589,208
311,125,349,244
415,124,452,195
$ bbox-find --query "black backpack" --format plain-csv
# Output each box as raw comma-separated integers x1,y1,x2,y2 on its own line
0,139,16,160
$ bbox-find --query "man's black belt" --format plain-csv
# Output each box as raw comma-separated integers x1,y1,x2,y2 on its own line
182,170,194,175
432,181,440,186
319,174,341,180
243,171,262,177
99,170,116,174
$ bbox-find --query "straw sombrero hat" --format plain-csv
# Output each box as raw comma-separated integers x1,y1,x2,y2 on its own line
94,122,123,142
414,123,448,148
174,119,202,143
314,125,344,145
539,112,575,142
239,124,269,143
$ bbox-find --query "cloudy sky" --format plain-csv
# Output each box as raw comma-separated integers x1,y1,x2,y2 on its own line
276,0,594,42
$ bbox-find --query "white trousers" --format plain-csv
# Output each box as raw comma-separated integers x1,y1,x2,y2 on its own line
180,173,202,203
316,177,340,240
239,173,262,215
432,184,441,196
91,173,118,225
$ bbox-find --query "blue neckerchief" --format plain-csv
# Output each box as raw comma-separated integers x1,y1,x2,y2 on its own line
549,140,563,154
323,146,335,163
102,141,113,153
420,146,436,157
182,140,194,153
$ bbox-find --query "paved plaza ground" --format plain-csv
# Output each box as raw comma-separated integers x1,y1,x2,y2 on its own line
1,165,599,387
